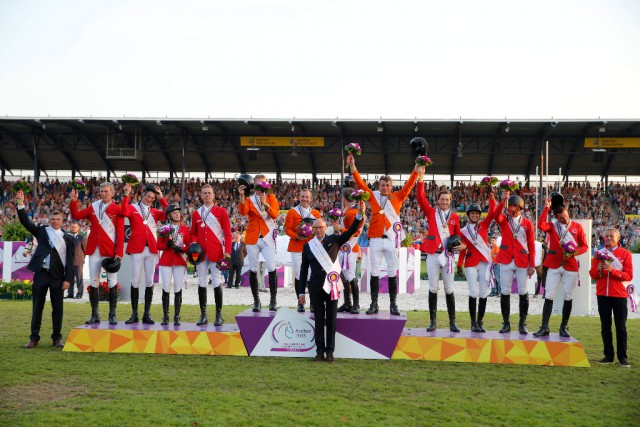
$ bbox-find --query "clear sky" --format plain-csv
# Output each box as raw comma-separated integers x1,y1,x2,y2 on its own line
1,0,638,120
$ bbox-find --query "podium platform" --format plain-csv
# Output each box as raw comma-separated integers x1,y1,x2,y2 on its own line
63,322,248,356
392,328,590,367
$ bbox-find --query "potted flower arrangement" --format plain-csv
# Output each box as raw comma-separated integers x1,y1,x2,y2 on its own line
87,281,121,301
0,279,33,300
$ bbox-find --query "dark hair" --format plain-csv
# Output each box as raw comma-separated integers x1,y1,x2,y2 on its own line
552,206,567,216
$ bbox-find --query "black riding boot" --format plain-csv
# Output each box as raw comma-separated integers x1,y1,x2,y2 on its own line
108,286,118,325
337,279,352,313
477,297,487,332
446,292,460,332
249,271,261,312
295,279,305,312
499,294,511,333
125,287,139,324
268,270,278,311
559,299,573,338
142,286,155,324
427,291,437,331
174,290,182,326
366,276,379,314
469,296,480,332
196,286,208,325
534,298,553,337
518,294,529,334
161,290,170,326
214,286,224,326
389,277,400,315
350,279,360,314
85,286,100,324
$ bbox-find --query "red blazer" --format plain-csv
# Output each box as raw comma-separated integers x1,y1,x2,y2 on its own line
538,207,588,271
70,199,124,258
493,202,536,268
190,206,232,262
416,182,461,254
238,194,279,245
590,246,633,298
158,224,191,267
285,207,321,253
121,196,168,254
457,198,496,268
341,204,364,253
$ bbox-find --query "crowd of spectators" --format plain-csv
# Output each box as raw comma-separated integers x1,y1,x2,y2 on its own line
1,177,639,251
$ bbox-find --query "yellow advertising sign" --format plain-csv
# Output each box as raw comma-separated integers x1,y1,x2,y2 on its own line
584,138,640,148
240,136,324,147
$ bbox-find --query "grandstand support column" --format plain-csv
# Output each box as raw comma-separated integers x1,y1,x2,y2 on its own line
31,129,40,212
107,170,111,181
71,169,76,181
180,134,186,211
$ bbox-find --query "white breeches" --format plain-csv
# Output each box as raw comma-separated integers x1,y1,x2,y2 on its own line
130,247,157,289
465,261,490,298
499,260,529,295
160,265,187,293
88,248,118,289
338,251,358,281
544,267,579,301
290,251,310,281
247,239,276,273
426,253,454,294
196,258,222,288
369,238,398,277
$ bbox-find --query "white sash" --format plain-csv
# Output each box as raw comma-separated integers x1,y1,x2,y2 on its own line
171,224,187,261
309,237,343,300
294,205,317,222
509,216,529,254
133,203,157,243
250,196,276,248
92,200,116,243
339,207,362,270
46,227,67,269
461,224,492,263
374,191,405,247
200,206,226,248
603,247,632,287
551,219,577,247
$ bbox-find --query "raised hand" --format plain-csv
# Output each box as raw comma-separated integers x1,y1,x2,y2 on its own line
123,183,132,196
15,190,24,205
70,189,78,201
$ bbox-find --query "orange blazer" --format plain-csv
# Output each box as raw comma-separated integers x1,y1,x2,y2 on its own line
238,193,280,245
285,207,321,253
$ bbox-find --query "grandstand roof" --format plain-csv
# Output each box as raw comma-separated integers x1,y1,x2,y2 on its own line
1,117,639,182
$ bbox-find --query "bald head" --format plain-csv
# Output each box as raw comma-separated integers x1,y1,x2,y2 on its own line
312,218,327,240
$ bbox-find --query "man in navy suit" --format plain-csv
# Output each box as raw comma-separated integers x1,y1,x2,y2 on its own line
16,190,74,349
297,201,365,363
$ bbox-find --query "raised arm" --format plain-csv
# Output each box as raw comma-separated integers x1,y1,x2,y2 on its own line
416,181,433,215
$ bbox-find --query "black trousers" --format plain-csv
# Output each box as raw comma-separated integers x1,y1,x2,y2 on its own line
31,271,64,341
67,265,83,296
311,290,338,356
597,295,628,361
228,262,243,287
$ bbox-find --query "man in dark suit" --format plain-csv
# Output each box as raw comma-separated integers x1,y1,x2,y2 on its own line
297,201,365,363
65,221,87,299
227,232,247,289
16,190,74,349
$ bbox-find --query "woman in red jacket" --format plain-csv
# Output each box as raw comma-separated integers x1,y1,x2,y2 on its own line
157,205,191,326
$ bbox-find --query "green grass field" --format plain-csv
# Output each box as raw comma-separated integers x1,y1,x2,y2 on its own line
1,301,639,426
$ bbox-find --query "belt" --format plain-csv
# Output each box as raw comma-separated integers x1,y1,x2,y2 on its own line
41,267,51,273
434,250,442,254
380,235,388,239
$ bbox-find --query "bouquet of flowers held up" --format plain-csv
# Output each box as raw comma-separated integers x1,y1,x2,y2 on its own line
157,225,173,239
297,222,312,238
216,257,232,271
479,176,498,188
326,207,344,221
70,179,87,191
595,249,614,265
255,181,273,194
344,142,362,156
561,241,578,267
348,189,370,202
414,155,433,167
499,179,519,191
121,173,140,185
11,178,31,193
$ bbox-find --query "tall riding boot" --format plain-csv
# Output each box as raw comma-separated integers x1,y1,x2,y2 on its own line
249,271,261,312
295,279,305,312
214,286,224,326
427,291,438,331
499,294,511,333
477,297,487,332
142,286,155,324
533,298,553,337
108,286,118,325
388,277,400,315
559,299,573,338
350,279,360,314
366,276,379,315
518,294,529,334
161,290,170,326
337,280,352,312
125,287,139,324
469,296,479,332
85,286,100,324
173,290,182,326
446,292,460,332
268,270,278,311
196,286,208,325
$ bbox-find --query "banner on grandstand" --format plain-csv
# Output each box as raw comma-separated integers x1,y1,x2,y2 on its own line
584,138,640,149
240,136,324,147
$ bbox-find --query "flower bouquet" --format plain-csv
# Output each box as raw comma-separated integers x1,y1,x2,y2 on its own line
479,176,498,188
595,250,614,265
157,224,173,239
70,178,87,191
121,172,140,185
297,222,312,238
348,189,370,202
499,179,519,191
414,155,433,167
216,257,232,271
255,181,273,194
327,207,344,221
11,178,31,194
344,142,362,156
561,241,578,267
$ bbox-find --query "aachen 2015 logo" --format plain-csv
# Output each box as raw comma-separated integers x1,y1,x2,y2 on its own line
270,318,315,352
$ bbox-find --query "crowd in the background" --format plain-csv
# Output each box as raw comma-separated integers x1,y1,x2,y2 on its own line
1,177,639,251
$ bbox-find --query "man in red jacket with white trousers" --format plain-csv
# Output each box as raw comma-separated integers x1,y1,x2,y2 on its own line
191,184,232,326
